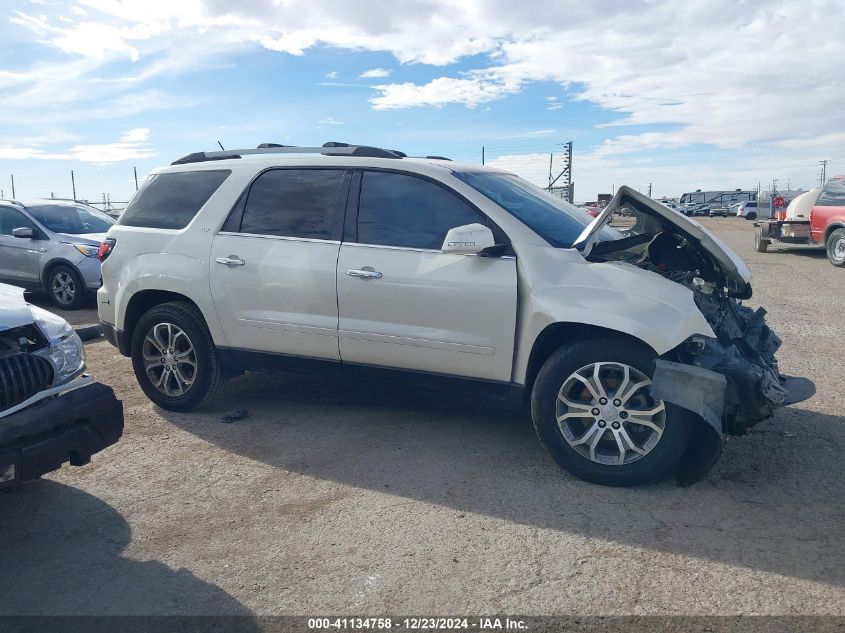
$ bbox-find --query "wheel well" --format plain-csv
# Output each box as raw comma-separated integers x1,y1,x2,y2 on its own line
123,290,203,349
41,259,79,289
823,223,845,243
524,323,656,396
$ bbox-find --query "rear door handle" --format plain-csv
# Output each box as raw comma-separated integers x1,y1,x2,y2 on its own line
346,268,383,279
215,255,246,267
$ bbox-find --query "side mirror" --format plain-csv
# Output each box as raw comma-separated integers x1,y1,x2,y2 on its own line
441,223,496,255
12,227,34,239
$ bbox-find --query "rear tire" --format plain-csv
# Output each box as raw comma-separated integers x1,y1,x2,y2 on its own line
47,265,87,310
745,212,757,221
531,338,694,487
754,226,769,253
827,228,845,267
131,301,225,411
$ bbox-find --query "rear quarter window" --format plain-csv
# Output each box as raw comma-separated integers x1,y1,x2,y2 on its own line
817,178,845,206
119,170,230,229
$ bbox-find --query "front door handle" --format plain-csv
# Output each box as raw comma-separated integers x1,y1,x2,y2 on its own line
215,255,246,267
346,268,383,279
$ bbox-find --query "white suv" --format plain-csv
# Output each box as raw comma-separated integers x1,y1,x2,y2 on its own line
97,143,812,486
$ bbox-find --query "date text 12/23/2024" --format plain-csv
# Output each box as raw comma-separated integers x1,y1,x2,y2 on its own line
308,617,527,630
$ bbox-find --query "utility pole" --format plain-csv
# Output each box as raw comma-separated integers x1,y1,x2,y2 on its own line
548,153,553,188
819,160,830,187
134,165,139,190
648,183,653,198
71,170,77,201
10,174,15,199
481,147,485,166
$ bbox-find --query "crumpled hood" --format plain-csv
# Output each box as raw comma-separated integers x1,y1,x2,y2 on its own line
0,284,34,331
574,186,753,298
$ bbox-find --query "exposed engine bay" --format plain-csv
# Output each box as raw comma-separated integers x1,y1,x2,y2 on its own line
584,199,815,439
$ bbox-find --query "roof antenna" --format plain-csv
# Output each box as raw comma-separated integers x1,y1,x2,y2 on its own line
217,141,225,150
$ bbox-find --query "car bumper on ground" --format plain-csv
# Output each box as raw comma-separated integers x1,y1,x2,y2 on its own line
0,381,123,490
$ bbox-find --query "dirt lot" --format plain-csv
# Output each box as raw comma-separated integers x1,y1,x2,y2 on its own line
1,218,843,616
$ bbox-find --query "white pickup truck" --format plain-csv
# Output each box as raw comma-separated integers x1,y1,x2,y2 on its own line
96,143,813,486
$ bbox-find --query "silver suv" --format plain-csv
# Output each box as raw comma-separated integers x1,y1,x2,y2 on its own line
0,199,115,309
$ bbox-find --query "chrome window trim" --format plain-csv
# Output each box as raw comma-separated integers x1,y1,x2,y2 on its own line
342,241,515,259
218,231,340,245
215,233,515,258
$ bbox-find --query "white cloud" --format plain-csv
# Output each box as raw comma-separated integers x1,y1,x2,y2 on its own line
0,128,155,164
318,117,344,126
2,0,844,175
371,74,520,110
547,104,563,111
325,70,338,79
359,67,390,78
497,129,556,140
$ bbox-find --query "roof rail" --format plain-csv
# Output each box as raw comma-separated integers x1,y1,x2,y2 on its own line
424,155,452,161
171,141,405,165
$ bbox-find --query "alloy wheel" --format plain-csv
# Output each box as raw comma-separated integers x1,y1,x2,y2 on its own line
51,271,76,306
556,362,666,466
142,322,198,397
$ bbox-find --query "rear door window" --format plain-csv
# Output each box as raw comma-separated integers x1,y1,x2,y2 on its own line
236,169,346,240
119,170,230,229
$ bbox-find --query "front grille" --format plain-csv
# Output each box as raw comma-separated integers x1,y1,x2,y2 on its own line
0,353,55,411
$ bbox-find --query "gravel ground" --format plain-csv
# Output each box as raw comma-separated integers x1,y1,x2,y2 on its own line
1,217,843,616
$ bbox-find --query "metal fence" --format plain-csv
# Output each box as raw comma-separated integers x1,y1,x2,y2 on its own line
80,199,129,217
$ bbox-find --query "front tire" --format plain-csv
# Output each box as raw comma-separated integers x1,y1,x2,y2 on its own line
131,301,225,411
531,338,694,486
827,228,845,267
47,265,87,309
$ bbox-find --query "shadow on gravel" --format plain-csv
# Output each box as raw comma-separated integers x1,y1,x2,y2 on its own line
0,481,257,618
162,371,844,590
754,246,827,260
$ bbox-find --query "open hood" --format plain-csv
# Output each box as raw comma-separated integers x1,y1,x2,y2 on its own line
574,186,752,298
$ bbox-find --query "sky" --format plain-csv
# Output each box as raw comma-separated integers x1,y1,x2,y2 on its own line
0,0,843,203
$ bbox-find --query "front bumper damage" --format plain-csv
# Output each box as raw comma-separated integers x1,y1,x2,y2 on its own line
0,381,124,490
649,302,815,485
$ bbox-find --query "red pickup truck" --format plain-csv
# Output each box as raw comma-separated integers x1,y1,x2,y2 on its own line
812,176,845,267
755,176,845,267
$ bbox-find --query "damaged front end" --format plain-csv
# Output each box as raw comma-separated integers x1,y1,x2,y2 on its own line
577,187,815,483
659,290,814,436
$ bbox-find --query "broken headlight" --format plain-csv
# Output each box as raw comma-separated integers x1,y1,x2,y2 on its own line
30,306,86,385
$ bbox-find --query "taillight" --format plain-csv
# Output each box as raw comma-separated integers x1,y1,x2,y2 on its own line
98,238,116,262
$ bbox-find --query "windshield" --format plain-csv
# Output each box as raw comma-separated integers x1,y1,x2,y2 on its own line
27,204,115,235
453,171,618,248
